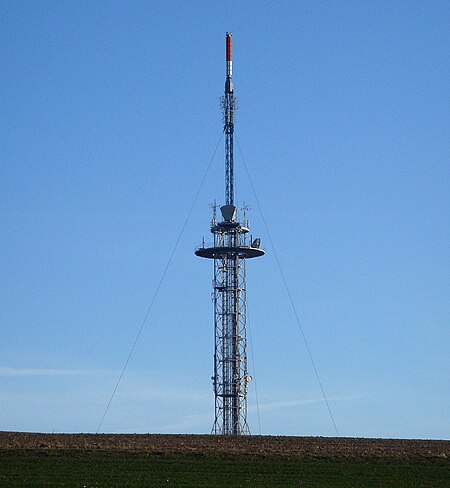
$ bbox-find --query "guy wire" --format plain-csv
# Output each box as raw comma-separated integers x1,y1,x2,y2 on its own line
236,137,339,436
96,132,224,433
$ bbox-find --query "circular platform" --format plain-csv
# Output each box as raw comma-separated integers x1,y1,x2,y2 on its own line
195,245,265,259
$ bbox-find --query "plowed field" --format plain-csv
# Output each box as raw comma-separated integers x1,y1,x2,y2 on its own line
1,432,448,459
0,432,448,487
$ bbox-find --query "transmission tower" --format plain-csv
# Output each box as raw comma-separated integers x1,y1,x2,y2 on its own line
195,33,265,435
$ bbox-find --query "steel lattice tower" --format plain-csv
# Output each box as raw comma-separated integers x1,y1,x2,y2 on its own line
195,33,265,435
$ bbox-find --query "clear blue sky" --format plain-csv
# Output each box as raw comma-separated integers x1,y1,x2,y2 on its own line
1,1,449,439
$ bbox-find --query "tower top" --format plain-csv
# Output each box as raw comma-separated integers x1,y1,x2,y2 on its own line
225,33,233,94
226,32,232,61
223,32,235,205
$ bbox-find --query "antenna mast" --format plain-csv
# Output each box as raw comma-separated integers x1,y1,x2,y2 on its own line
196,33,265,435
224,33,235,206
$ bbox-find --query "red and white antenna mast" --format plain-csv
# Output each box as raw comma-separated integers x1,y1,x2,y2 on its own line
224,32,235,206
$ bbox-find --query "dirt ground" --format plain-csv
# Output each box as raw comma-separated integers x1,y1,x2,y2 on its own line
0,432,448,460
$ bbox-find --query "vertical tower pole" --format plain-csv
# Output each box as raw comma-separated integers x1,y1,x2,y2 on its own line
195,33,264,435
224,33,235,206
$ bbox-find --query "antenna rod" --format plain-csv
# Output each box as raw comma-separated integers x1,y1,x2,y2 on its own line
224,32,235,206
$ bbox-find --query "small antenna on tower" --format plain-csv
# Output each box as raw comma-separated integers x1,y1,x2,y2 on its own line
210,200,217,227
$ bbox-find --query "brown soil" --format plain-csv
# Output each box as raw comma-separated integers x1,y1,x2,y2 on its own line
0,432,448,461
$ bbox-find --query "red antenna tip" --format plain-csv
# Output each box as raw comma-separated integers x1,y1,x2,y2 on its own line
226,33,232,62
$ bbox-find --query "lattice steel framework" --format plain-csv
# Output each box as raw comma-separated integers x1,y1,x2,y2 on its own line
195,33,264,435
